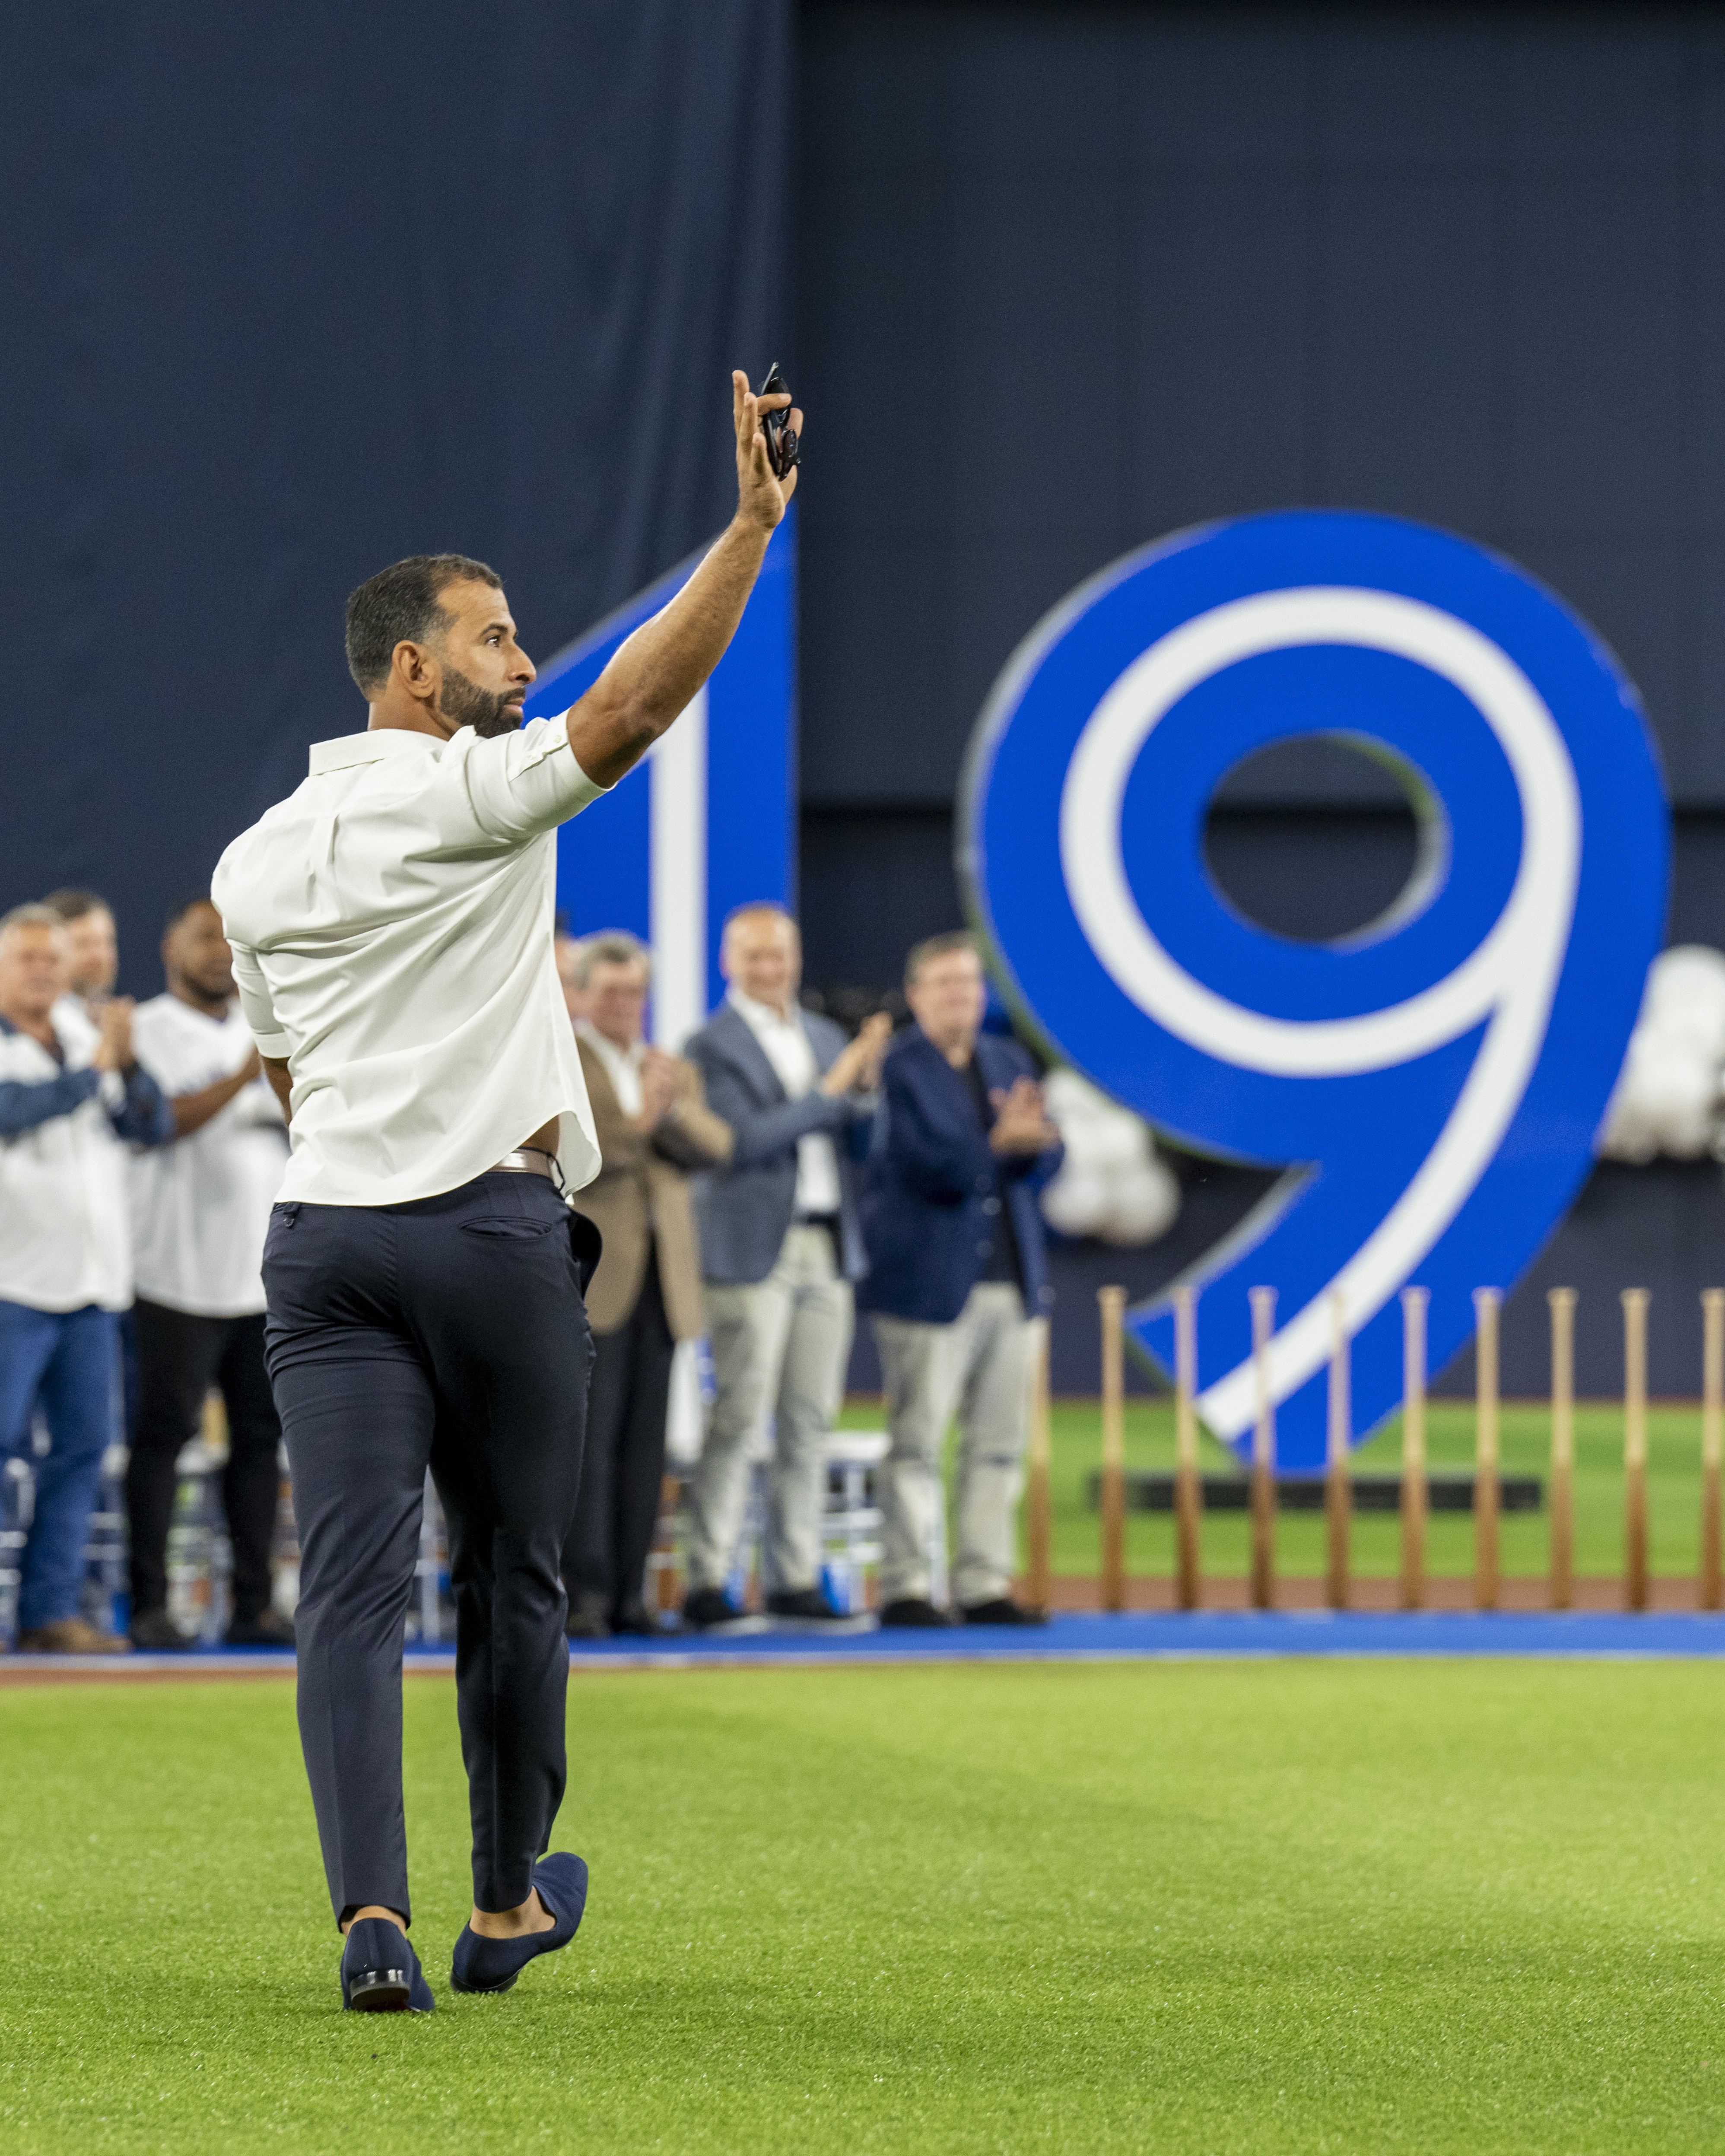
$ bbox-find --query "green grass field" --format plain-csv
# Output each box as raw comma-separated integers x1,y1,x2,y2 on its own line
7,1661,1725,2153
835,1397,1719,1581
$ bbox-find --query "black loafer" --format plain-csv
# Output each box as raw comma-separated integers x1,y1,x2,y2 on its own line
960,1597,1049,1627
225,1608,296,1648
340,1915,435,2013
130,1608,195,1652
878,1597,956,1628
451,1853,589,1996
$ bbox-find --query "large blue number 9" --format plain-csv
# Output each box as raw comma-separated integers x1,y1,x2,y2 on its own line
961,512,1668,1470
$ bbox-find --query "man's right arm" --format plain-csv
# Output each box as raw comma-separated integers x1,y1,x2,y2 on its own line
689,1041,844,1170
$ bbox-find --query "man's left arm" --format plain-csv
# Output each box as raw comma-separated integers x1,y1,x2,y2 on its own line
110,1062,175,1148
990,1050,1064,1187
563,374,801,790
653,1061,734,1171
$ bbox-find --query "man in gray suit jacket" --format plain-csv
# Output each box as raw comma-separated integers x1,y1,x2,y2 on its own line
681,904,891,1628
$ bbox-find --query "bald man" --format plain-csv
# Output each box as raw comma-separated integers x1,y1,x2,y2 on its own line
680,906,890,1630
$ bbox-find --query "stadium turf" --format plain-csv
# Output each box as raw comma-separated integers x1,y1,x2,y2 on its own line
5,1662,1725,2152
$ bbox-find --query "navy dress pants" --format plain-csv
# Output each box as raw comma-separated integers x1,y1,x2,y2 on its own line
561,1247,676,1621
262,1172,594,1927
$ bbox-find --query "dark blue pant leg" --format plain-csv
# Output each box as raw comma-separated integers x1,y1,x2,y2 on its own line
264,1203,432,1928
406,1178,592,1915
0,1301,64,1638
27,1307,119,1633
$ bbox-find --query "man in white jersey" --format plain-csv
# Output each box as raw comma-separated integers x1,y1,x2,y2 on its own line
212,371,800,2015
127,896,290,1653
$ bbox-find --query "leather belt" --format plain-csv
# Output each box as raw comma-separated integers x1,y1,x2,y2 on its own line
489,1148,557,1180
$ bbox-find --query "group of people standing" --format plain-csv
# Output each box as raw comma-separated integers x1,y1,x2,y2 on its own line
0,885,1064,1654
559,903,1064,1637
0,889,292,1653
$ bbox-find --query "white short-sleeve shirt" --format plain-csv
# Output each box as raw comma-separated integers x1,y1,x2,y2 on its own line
128,995,289,1317
212,716,608,1207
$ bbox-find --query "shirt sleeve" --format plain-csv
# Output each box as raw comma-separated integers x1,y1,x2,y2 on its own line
448,715,610,848
230,941,292,1059
111,1064,175,1147
0,1067,102,1140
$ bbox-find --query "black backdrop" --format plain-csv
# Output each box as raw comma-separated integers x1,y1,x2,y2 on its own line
0,0,788,986
797,0,1725,987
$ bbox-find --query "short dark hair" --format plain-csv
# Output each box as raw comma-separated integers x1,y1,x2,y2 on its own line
42,887,110,924
344,553,502,695
904,930,975,991
164,893,214,934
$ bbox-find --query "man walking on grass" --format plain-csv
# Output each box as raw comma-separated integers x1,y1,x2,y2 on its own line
213,371,801,2013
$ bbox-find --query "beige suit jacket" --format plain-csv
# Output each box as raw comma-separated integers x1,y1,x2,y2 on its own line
576,1037,732,1338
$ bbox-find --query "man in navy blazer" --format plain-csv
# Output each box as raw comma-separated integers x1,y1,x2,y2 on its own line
681,904,890,1629
861,933,1063,1627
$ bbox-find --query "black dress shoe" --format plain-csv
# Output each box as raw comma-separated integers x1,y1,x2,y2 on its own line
451,1854,588,1995
130,1608,195,1652
341,1915,435,2013
683,1587,743,1629
960,1597,1049,1627
765,1588,846,1621
225,1608,296,1648
878,1597,956,1628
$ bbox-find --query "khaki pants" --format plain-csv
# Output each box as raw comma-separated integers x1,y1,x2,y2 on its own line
689,1225,853,1595
872,1283,1032,1607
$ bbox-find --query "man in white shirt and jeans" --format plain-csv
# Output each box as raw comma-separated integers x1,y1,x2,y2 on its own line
126,896,291,1652
213,371,800,2015
0,905,174,1653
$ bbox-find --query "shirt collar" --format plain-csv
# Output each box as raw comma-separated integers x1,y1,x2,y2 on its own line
577,1020,644,1067
308,729,443,776
728,987,802,1032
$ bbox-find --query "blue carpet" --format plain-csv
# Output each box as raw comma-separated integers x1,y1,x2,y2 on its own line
546,1610,1725,1666
13,1610,1725,1677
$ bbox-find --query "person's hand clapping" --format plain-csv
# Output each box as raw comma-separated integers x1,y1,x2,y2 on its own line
733,371,802,533
90,997,136,1074
634,1046,680,1134
988,1076,1060,1156
820,1011,893,1097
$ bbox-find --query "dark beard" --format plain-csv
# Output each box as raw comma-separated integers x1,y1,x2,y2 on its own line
440,664,520,738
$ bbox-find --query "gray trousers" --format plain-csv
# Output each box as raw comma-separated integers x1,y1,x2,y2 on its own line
689,1225,853,1595
873,1283,1032,1607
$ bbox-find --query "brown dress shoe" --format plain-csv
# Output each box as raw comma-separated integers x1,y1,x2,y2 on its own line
17,1616,133,1654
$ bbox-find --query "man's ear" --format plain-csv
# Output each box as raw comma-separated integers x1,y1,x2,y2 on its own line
392,638,439,703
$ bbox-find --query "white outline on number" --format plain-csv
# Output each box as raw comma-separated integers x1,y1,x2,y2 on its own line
1058,586,1580,1442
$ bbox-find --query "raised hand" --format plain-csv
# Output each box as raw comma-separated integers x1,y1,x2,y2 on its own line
732,370,802,531
988,1076,1060,1156
820,1012,893,1098
635,1046,680,1134
90,997,136,1074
